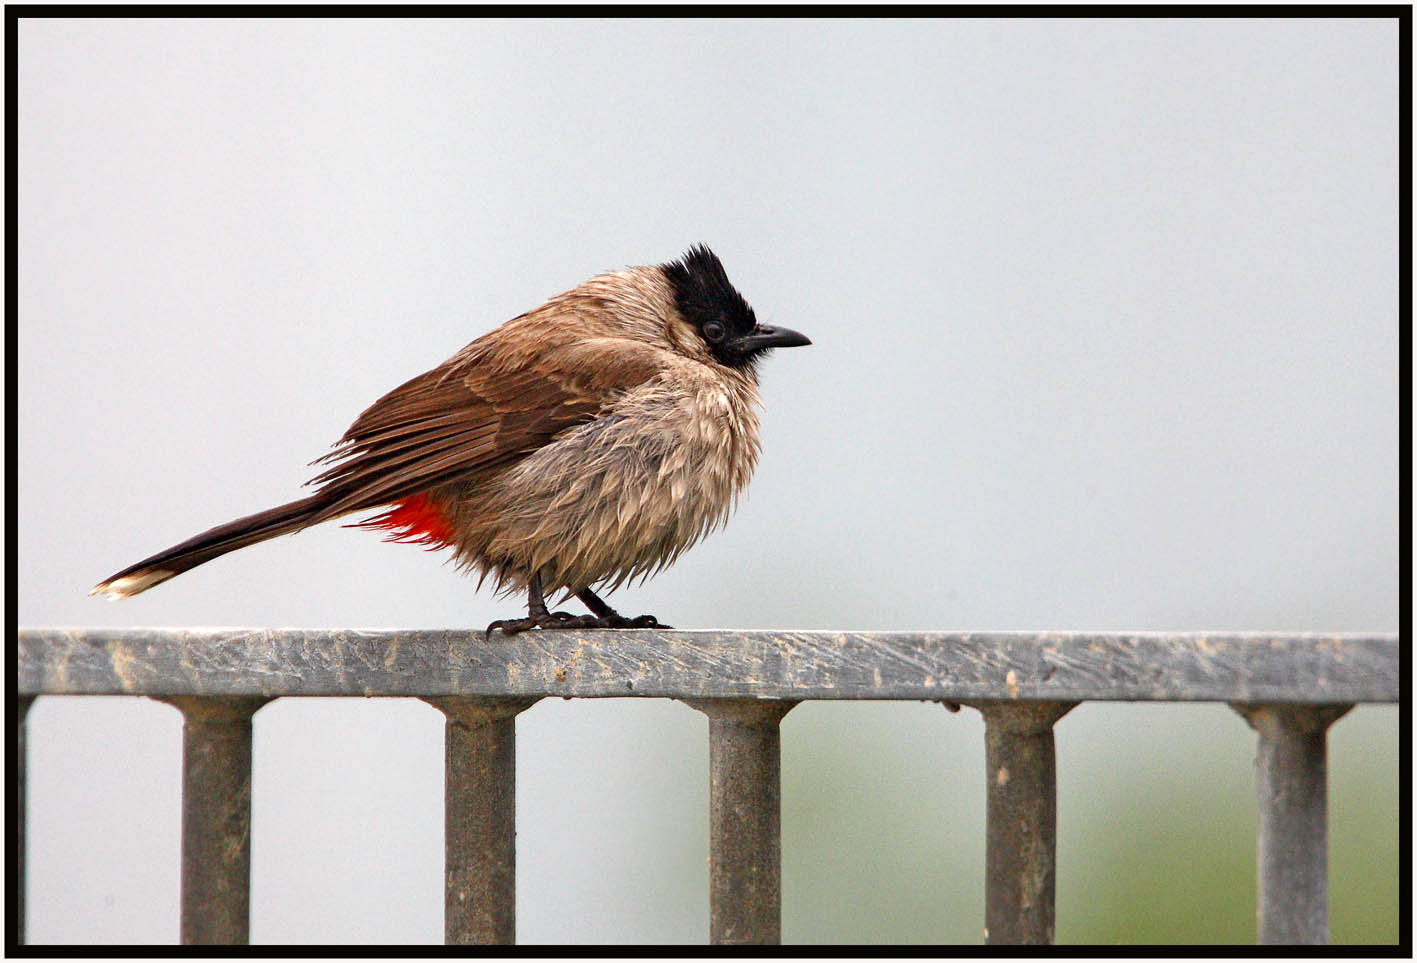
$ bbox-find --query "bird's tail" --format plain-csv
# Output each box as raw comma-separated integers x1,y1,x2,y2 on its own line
92,494,333,600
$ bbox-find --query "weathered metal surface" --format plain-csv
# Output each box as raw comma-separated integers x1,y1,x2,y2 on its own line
155,696,269,945
16,695,34,946
687,699,796,945
423,697,539,945
1234,703,1352,945
970,701,1076,945
15,630,1400,703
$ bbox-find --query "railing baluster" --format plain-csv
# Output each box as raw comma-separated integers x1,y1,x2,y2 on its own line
423,697,540,945
1232,703,1352,945
156,696,269,945
12,631,1398,944
16,695,35,946
969,701,1076,945
687,699,797,945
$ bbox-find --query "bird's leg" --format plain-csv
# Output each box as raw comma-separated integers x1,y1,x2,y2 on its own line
486,572,574,637
486,576,671,636
574,587,671,629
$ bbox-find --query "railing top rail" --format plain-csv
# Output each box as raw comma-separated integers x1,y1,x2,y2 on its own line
16,629,1399,703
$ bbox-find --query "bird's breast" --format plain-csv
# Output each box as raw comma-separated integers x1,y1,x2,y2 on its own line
464,368,762,592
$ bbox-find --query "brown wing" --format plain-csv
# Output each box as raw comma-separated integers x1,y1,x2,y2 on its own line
305,335,665,524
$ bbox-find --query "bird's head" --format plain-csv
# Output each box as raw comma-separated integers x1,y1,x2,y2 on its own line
661,245,811,371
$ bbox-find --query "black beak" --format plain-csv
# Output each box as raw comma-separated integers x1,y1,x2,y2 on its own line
731,324,812,353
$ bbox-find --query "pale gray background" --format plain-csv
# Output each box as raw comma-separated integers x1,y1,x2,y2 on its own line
18,18,1398,944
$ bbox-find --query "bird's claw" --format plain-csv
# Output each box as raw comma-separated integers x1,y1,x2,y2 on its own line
485,616,537,639
485,611,670,636
484,610,593,638
576,612,670,629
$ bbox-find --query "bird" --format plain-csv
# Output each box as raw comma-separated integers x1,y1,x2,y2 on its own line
92,245,811,634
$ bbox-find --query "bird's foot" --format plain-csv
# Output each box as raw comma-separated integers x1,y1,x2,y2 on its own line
570,612,670,630
484,610,576,638
485,616,534,638
487,577,671,637
572,587,670,629
486,611,670,637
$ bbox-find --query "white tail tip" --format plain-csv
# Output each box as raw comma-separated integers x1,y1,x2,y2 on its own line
90,569,175,600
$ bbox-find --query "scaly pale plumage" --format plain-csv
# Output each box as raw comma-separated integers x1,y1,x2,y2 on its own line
92,246,810,633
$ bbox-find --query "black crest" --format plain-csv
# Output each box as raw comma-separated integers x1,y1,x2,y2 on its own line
661,245,760,368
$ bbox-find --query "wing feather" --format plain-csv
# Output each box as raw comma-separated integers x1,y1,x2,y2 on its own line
307,334,666,524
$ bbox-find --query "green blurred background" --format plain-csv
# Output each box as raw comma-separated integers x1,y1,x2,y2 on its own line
780,701,1396,944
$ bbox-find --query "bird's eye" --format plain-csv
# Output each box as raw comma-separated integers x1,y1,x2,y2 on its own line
703,321,725,342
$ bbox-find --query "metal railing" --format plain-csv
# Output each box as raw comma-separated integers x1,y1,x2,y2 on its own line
14,629,1400,945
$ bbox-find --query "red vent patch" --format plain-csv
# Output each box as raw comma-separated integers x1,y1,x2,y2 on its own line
354,494,455,550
